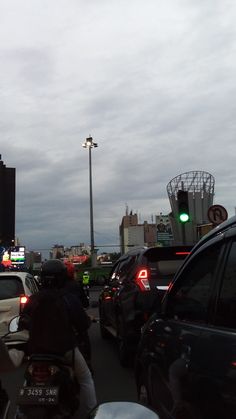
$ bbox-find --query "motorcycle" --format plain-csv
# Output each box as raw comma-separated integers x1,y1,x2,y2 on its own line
7,317,79,419
16,353,79,419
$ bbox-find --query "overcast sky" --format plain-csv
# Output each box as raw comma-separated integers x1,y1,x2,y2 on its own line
1,0,236,256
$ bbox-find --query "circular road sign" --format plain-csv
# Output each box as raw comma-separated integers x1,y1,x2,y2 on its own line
207,205,228,225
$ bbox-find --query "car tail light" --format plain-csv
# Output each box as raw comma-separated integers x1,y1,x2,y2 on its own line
28,363,59,383
20,295,29,312
135,268,151,291
104,295,112,300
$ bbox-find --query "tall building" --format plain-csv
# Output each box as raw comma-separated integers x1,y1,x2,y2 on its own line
0,156,15,246
119,212,157,254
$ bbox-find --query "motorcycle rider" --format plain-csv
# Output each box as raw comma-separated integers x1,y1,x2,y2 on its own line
82,271,90,301
64,260,89,308
20,259,97,419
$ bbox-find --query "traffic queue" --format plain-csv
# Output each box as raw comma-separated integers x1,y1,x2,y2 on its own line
1,216,236,419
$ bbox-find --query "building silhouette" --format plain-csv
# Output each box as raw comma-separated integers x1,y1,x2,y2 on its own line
0,156,15,246
167,171,215,245
119,212,156,254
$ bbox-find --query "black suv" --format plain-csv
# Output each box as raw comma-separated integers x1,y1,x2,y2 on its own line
135,216,236,419
99,246,192,366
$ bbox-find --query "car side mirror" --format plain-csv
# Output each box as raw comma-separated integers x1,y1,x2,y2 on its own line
88,401,160,418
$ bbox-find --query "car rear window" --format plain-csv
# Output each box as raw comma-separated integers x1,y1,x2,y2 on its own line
155,260,185,276
147,259,186,286
144,247,192,287
0,276,24,300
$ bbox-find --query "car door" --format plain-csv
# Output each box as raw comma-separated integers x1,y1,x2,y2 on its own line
0,275,25,336
117,254,139,333
198,235,236,419
145,237,225,418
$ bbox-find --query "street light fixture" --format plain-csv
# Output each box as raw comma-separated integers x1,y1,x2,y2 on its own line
82,136,98,267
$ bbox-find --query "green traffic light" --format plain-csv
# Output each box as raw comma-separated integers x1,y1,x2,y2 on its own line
179,213,189,223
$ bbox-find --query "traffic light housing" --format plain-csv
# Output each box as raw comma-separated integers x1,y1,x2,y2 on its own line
177,190,190,223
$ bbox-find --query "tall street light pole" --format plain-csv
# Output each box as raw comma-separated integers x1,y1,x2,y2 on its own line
82,136,98,267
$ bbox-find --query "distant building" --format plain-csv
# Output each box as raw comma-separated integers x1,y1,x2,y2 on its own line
25,250,42,271
50,243,90,259
0,156,15,246
119,212,157,254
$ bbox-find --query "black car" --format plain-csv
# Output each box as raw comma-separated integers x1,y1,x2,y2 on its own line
135,216,236,419
99,246,192,366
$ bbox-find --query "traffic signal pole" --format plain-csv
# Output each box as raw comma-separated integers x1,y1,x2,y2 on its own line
177,189,189,245
181,223,186,245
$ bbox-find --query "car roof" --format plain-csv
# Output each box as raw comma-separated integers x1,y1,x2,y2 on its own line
124,245,193,257
0,271,31,281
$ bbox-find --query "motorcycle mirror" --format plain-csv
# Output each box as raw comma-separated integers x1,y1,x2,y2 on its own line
88,401,160,419
9,316,20,333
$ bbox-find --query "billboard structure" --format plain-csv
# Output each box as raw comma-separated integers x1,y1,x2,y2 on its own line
167,171,215,245
0,245,26,268
156,214,173,246
10,246,26,265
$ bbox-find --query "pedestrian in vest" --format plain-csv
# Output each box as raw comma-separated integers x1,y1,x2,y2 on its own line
82,271,90,301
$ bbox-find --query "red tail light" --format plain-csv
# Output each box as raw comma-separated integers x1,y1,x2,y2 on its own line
175,252,190,255
20,295,28,305
20,295,29,313
28,363,58,383
135,268,150,291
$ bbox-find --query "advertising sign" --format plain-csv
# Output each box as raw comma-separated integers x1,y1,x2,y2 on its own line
156,214,173,245
10,246,25,265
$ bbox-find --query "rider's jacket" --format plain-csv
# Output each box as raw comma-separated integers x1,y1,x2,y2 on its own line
20,288,91,355
82,274,90,285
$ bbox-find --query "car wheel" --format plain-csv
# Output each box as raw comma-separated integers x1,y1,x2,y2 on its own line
117,315,130,367
99,307,110,339
100,320,110,339
118,337,131,367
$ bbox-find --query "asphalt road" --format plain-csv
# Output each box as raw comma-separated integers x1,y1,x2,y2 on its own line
0,286,137,417
86,286,137,402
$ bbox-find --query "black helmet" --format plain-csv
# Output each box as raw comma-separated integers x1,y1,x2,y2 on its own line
40,259,67,289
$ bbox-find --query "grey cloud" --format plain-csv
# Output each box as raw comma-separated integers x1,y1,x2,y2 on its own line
0,0,236,254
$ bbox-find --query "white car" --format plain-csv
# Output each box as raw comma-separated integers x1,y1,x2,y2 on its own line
0,271,39,341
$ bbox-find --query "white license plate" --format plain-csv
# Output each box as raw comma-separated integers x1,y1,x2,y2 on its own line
18,386,59,405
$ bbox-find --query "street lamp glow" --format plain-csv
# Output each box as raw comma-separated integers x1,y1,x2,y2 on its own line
82,136,98,148
82,136,98,267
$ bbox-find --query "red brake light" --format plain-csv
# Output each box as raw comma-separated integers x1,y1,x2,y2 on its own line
175,252,190,255
20,296,28,305
135,268,150,291
20,295,29,313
